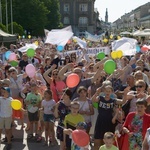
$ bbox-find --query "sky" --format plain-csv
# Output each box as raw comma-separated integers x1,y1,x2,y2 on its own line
95,0,150,22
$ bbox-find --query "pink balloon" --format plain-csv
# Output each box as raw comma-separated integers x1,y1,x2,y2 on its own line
9,53,17,61
25,64,36,78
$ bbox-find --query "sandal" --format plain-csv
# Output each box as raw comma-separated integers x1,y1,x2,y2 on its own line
36,136,42,142
27,134,33,139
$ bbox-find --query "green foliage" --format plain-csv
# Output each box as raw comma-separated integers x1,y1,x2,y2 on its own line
0,23,7,32
8,22,24,35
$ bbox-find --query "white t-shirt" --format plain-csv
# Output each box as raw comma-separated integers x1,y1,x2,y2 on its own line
42,99,56,114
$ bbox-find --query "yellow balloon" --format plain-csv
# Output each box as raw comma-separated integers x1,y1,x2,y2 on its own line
103,38,108,43
110,35,113,39
18,36,21,39
28,35,31,39
34,41,38,46
11,99,22,110
111,51,117,59
117,50,123,58
117,36,121,40
73,39,77,43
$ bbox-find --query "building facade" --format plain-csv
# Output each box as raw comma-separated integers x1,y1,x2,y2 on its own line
59,0,100,35
111,2,150,33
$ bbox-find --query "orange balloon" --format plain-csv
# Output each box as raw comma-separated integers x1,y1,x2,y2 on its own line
72,129,89,147
66,73,80,88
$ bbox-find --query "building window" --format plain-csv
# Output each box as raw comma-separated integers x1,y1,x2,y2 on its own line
64,3,69,12
79,17,88,24
64,17,70,24
79,4,88,12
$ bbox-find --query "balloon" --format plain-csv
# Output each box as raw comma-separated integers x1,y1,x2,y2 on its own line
141,46,148,52
117,50,123,58
27,48,35,57
28,35,31,39
117,36,121,39
110,35,113,39
9,53,16,61
103,38,108,43
5,51,11,60
111,51,117,59
136,45,141,52
66,73,80,88
104,60,116,74
22,35,25,39
93,102,98,109
57,45,64,52
25,64,36,78
18,35,21,39
67,40,71,44
34,41,38,46
97,52,105,60
11,99,22,110
9,60,18,67
72,129,89,147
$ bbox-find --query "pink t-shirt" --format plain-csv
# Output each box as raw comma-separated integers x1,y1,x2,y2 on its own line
50,81,66,102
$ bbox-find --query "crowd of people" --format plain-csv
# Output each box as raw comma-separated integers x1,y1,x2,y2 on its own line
0,37,150,150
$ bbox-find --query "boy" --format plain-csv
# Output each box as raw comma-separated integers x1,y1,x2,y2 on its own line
63,101,85,150
0,87,13,150
64,122,89,150
99,132,118,150
25,83,41,139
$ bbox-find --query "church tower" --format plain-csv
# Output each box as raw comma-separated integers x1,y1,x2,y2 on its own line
105,8,108,23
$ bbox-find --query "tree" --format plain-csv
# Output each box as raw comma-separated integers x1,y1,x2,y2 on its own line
42,0,61,30
12,0,49,36
0,23,7,32
8,22,24,35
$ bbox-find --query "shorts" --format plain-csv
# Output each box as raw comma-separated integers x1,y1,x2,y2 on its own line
0,117,12,129
43,114,55,122
28,111,39,122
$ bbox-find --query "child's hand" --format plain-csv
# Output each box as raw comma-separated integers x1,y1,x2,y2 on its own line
79,110,86,115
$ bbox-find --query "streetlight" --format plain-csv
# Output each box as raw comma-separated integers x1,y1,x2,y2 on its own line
10,0,13,34
6,0,8,32
0,0,2,23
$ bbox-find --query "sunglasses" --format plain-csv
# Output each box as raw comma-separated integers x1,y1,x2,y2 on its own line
135,85,143,88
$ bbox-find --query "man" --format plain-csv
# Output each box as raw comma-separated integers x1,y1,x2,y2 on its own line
58,63,102,100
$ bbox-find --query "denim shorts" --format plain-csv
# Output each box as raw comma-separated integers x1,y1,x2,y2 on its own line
43,114,55,122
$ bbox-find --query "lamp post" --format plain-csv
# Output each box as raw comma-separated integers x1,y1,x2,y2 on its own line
0,0,2,23
10,0,13,34
6,0,8,32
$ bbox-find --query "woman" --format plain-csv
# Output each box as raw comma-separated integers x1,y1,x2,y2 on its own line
142,127,150,150
54,88,72,150
124,80,150,114
43,57,52,71
92,85,129,150
122,98,150,150
8,67,26,128
64,56,71,66
73,86,94,133
43,65,66,102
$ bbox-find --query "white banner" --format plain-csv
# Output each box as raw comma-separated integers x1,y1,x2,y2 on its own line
73,36,87,49
45,30,74,46
18,43,38,53
85,31,103,42
112,37,137,56
60,47,110,57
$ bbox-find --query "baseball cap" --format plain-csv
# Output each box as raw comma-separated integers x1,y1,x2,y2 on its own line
78,62,84,67
2,87,11,94
76,122,87,130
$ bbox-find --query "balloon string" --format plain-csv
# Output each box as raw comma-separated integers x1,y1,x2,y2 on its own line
50,120,65,129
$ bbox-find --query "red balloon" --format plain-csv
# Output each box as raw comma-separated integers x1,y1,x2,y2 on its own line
72,129,89,147
66,73,80,88
141,46,148,51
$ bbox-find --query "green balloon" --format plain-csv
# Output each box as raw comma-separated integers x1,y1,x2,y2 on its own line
9,60,18,67
93,102,98,109
104,60,116,74
97,52,105,60
27,48,35,57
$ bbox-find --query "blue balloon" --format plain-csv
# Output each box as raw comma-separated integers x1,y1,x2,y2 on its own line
5,51,11,60
57,45,64,52
136,45,141,53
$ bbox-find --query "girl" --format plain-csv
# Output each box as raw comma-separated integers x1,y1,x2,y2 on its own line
92,85,129,150
41,90,56,146
74,86,94,133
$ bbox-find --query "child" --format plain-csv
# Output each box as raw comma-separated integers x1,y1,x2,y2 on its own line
25,83,41,139
63,101,85,150
64,122,89,150
99,132,118,150
0,87,13,150
40,89,56,146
